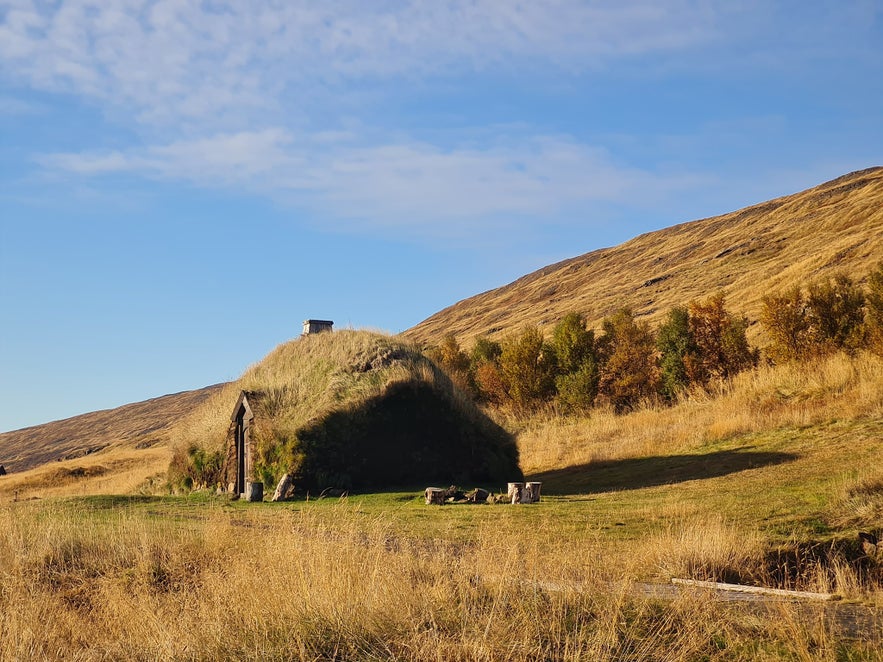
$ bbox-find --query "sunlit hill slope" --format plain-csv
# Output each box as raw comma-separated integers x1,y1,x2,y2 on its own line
406,167,883,347
0,386,223,473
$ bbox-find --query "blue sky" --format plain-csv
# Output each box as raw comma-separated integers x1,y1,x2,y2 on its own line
1,1,881,432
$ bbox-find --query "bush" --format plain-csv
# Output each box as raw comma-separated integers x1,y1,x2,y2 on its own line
687,293,757,383
473,361,507,406
550,313,599,412
657,307,694,401
555,360,599,413
550,313,595,373
499,326,556,413
806,273,865,354
866,262,883,355
469,336,504,403
720,309,758,375
761,286,812,362
762,274,867,361
598,309,659,412
470,336,502,365
428,333,474,394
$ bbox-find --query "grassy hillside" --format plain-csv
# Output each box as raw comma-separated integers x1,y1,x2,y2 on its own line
406,167,883,347
0,385,223,473
172,330,519,491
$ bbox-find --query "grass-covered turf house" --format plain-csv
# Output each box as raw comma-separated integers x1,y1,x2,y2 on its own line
169,331,521,494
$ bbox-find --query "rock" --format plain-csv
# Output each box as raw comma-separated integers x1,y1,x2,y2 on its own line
272,473,295,501
859,531,878,557
465,488,490,504
0,465,6,476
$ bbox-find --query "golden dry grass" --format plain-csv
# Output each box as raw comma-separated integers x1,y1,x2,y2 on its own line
0,446,171,501
516,351,883,476
0,385,222,473
1,500,879,661
406,167,883,348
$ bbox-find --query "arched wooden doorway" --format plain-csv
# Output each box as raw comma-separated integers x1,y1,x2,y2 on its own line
230,392,255,497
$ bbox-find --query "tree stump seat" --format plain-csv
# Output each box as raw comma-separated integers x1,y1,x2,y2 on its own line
425,487,446,505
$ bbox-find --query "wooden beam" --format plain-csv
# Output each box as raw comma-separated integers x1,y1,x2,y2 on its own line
671,578,836,601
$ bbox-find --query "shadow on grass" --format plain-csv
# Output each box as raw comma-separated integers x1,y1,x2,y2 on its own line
528,448,799,495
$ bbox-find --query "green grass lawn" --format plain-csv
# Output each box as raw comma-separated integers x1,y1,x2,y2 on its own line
36,416,879,563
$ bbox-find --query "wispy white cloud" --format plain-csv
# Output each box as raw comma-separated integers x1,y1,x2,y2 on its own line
39,150,134,175
37,129,704,235
37,129,299,181
1,0,726,126
4,1,876,127
5,1,878,239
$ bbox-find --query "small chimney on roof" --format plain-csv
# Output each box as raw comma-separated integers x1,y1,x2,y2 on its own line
302,319,334,336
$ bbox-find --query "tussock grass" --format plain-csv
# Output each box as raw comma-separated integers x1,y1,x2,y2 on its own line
174,331,441,455
830,466,883,530
651,516,767,585
2,500,879,661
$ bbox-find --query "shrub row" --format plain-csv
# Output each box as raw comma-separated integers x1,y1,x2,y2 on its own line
761,263,883,361
429,292,756,414
430,262,883,415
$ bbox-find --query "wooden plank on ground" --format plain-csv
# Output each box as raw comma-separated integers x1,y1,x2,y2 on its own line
671,578,836,601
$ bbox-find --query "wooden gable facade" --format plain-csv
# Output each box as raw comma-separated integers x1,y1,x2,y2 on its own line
226,390,264,501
